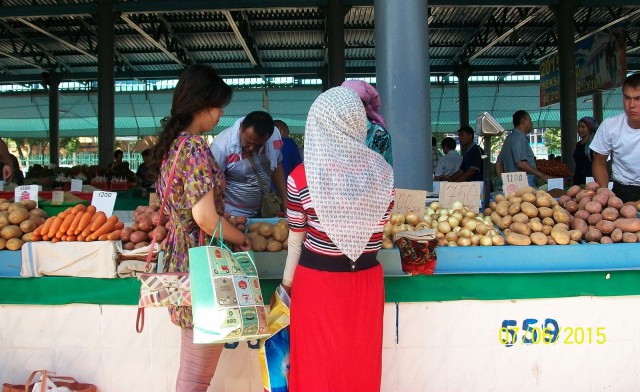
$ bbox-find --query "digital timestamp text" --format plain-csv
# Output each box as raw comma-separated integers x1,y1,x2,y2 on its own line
499,318,606,347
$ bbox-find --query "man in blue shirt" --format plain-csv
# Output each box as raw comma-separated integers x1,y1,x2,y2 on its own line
496,110,550,185
449,126,484,182
274,119,302,180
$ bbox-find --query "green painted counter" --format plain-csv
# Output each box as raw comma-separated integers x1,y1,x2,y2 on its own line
1,270,638,306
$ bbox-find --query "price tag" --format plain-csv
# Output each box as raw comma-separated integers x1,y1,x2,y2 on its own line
501,172,529,196
14,185,38,206
91,191,117,217
51,191,64,206
432,181,441,194
438,181,482,212
391,188,427,217
547,178,564,191
70,179,83,192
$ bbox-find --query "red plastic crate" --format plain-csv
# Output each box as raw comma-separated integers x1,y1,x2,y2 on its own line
90,181,109,190
109,182,131,191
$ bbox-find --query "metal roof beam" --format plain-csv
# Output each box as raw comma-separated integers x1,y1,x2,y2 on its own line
156,14,194,65
15,18,98,61
223,10,260,67
75,16,138,72
120,14,184,66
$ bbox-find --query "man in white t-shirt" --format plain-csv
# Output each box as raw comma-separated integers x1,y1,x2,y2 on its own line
434,137,463,180
591,72,640,202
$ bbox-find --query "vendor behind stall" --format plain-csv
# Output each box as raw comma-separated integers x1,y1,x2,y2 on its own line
448,126,483,182
210,111,287,217
434,137,462,180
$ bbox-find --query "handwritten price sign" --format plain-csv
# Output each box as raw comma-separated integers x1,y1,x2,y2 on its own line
501,172,529,196
391,189,427,216
438,181,482,212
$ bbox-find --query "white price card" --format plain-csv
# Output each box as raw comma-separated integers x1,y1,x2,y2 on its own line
51,191,64,206
432,181,441,194
14,185,38,206
391,188,428,217
547,178,564,191
438,181,482,212
70,179,83,192
91,191,117,217
501,172,529,196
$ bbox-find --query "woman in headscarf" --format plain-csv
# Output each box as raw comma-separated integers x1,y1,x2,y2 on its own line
341,79,393,165
281,87,395,391
573,116,598,185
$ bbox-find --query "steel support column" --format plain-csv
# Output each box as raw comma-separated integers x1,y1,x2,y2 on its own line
593,92,603,124
97,0,115,168
327,0,345,88
44,71,59,167
375,0,430,190
556,1,577,171
457,63,471,127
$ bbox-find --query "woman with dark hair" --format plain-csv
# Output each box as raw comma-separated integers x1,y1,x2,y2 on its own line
573,116,598,185
150,64,250,392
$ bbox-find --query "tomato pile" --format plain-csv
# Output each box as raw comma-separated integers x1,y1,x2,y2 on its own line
536,159,572,177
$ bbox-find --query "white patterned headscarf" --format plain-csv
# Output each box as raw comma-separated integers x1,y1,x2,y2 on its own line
305,87,395,261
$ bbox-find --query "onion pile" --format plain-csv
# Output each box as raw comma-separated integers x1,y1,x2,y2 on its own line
382,201,505,248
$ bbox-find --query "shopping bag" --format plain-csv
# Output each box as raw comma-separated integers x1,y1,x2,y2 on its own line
2,370,97,392
394,229,438,275
189,222,270,344
259,285,291,392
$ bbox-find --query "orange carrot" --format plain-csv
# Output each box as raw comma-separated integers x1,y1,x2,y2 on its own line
47,216,64,238
89,212,108,232
114,222,124,230
30,234,42,242
85,205,97,215
61,235,68,241
66,235,77,242
89,215,118,240
55,230,65,239
107,230,122,241
37,217,54,237
98,233,110,241
58,207,74,219
59,213,76,234
75,210,94,235
77,235,86,242
51,237,60,243
67,211,84,235
71,204,86,214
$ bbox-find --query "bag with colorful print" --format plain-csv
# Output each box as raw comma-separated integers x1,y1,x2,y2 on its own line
394,229,438,275
189,221,270,344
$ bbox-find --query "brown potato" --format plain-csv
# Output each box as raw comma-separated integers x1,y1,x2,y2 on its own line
512,213,529,224
491,235,505,246
620,205,637,219
552,206,571,224
20,200,37,211
494,194,506,202
615,218,640,233
508,202,521,216
601,207,619,222
251,235,268,252
529,218,543,233
8,209,28,225
535,195,552,208
578,197,592,210
538,207,553,219
123,241,136,250
272,225,288,242
558,195,572,206
266,239,283,252
249,222,263,232
530,232,547,245
547,236,557,245
129,231,149,243
550,227,570,245
257,223,273,238
571,218,588,235
0,225,21,240
0,237,5,250
585,228,603,242
515,186,535,197
521,192,537,204
499,215,512,230
587,214,603,226
6,238,23,250
574,210,590,221
566,185,581,198
622,232,638,243
496,201,510,217
611,228,623,243
510,221,531,236
584,201,603,214
607,197,624,209
505,232,531,245
568,229,582,242
520,202,538,218
134,241,150,249
120,227,133,242
19,219,37,234
592,193,609,207
600,236,613,244
564,201,579,214
542,217,555,227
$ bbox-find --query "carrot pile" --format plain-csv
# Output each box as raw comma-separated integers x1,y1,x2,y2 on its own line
32,204,123,242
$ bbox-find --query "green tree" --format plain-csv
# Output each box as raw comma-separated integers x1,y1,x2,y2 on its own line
542,128,561,155
61,137,80,165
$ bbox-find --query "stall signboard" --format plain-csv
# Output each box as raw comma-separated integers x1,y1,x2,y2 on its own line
548,178,564,191
502,172,529,196
91,191,117,217
539,27,626,107
51,191,64,206
70,179,83,192
14,185,38,206
392,188,427,217
438,181,482,212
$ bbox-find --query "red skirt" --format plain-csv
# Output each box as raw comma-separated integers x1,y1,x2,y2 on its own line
289,263,385,392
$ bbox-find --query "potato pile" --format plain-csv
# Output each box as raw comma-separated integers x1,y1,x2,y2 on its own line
0,199,48,250
32,204,124,243
484,187,579,246
247,220,288,252
560,182,640,244
120,204,168,250
383,202,504,247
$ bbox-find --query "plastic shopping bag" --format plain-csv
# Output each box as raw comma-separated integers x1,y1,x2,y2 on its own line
259,285,291,392
189,243,270,344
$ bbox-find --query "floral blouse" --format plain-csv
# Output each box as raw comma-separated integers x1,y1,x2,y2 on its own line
156,132,225,329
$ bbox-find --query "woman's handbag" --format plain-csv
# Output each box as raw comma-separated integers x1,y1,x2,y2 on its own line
136,137,191,333
247,155,282,218
394,229,438,275
188,221,270,344
2,370,97,392
259,285,291,392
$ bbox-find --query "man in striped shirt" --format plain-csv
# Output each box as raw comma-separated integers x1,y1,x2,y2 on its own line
210,111,287,217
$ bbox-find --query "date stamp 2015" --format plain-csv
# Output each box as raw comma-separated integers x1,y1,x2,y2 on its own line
499,318,606,347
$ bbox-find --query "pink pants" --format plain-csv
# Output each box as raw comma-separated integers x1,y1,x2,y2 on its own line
176,328,224,392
